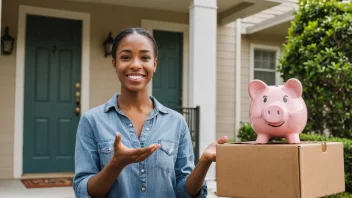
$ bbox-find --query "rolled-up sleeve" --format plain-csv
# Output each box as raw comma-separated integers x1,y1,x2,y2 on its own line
175,121,207,198
73,115,99,198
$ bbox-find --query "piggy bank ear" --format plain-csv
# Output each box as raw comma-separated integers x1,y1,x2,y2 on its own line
248,80,267,99
284,78,303,97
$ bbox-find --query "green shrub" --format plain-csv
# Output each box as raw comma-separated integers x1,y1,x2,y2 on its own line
277,0,352,138
237,122,256,142
329,192,352,198
237,123,352,192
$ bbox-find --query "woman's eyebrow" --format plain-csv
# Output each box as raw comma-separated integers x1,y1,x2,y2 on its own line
140,50,151,53
119,49,132,54
119,49,151,54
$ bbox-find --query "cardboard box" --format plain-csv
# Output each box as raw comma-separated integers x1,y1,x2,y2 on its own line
216,142,345,198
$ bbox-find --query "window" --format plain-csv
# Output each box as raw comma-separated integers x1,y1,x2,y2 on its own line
250,44,281,86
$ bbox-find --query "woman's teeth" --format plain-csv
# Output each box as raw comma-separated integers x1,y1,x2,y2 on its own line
127,75,144,80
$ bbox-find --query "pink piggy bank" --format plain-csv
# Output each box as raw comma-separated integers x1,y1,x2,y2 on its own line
248,78,307,144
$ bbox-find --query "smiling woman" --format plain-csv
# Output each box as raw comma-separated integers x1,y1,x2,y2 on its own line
73,27,228,198
113,31,156,93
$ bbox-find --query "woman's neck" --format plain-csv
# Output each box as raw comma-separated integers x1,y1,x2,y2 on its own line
117,88,153,112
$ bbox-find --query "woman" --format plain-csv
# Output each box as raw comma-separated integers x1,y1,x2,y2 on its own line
73,27,228,198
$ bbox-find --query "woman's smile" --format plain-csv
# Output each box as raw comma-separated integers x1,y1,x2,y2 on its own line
126,73,146,82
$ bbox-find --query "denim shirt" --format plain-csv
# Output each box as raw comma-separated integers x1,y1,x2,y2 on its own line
73,93,207,198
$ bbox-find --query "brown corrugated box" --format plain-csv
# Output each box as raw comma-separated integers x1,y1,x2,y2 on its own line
216,142,345,198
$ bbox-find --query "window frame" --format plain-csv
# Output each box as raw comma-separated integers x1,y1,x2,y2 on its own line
249,44,283,85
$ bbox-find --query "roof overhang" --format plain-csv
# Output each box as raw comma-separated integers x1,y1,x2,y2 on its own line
219,0,283,26
244,9,294,34
68,0,282,26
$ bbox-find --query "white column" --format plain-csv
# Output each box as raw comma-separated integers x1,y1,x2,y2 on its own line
189,0,217,180
235,19,242,139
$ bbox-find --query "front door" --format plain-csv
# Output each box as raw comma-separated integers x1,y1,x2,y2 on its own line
23,15,82,173
152,30,183,108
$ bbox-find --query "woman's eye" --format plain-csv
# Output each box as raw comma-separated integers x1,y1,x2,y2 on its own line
120,56,130,60
142,56,151,61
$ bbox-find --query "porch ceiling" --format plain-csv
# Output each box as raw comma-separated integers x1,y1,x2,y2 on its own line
68,0,282,25
250,21,291,38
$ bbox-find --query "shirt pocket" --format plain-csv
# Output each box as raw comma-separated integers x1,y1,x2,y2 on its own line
97,140,114,169
155,140,178,174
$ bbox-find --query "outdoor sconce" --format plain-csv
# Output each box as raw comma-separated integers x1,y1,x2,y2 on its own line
103,32,114,57
1,26,15,55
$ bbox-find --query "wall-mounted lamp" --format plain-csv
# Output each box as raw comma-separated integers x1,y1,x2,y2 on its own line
1,26,15,55
103,32,114,57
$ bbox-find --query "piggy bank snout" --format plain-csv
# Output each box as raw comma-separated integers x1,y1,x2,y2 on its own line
262,104,288,124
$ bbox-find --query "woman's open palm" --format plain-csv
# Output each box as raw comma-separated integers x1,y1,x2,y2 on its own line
201,136,228,162
112,132,161,168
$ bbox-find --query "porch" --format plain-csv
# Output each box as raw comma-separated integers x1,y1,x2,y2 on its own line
0,0,281,180
0,179,220,198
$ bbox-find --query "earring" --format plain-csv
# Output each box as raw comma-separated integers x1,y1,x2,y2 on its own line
154,70,156,73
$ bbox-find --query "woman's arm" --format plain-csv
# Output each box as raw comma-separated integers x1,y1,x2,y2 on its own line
174,120,227,198
186,136,228,197
87,157,124,198
73,116,160,198
87,133,160,197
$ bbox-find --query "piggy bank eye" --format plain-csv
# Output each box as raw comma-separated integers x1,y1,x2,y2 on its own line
283,95,288,103
263,96,267,103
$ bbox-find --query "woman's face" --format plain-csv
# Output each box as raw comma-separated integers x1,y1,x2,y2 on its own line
113,33,157,92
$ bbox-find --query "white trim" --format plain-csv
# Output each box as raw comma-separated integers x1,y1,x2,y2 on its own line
235,19,241,140
245,10,294,34
249,44,282,85
14,5,90,178
0,0,2,55
141,19,189,107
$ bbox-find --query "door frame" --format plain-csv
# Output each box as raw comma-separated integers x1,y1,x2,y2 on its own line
13,5,90,178
141,19,189,107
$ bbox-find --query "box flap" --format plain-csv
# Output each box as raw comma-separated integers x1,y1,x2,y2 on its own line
299,142,345,198
216,144,301,198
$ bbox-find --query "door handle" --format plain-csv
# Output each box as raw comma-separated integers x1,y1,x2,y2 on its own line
75,82,81,116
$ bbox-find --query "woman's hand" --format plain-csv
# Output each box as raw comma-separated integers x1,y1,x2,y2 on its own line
200,136,228,163
111,132,161,169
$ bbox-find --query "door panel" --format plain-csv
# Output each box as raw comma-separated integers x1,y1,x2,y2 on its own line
23,15,82,173
152,30,183,108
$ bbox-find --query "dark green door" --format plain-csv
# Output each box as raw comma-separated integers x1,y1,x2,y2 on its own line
152,30,183,108
23,15,82,173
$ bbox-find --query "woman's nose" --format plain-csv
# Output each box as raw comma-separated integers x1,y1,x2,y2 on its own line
130,58,142,69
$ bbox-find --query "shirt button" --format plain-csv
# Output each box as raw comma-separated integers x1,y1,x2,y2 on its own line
129,123,132,127
141,187,146,191
146,127,150,131
141,169,145,173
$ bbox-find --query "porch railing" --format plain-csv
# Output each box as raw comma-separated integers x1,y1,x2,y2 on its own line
172,106,200,165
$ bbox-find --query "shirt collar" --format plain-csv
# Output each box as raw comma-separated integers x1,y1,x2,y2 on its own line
103,93,169,114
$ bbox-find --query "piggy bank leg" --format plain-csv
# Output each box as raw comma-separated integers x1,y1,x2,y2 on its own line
256,134,270,144
286,134,300,144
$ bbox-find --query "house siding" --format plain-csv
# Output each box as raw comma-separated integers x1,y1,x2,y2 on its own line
215,30,287,140
216,24,236,139
240,33,286,124
0,0,187,179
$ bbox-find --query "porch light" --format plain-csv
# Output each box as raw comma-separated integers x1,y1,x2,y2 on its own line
1,27,15,55
103,32,114,57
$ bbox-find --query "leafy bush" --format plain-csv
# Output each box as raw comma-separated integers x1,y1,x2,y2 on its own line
277,0,352,138
237,122,256,142
329,192,352,198
237,123,352,193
